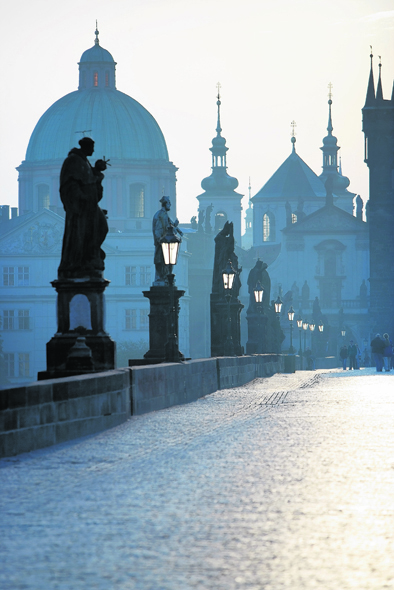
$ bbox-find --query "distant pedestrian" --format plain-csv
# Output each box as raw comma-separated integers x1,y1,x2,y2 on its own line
382,333,392,372
304,347,315,370
339,345,348,370
348,340,357,370
370,333,385,372
355,343,362,369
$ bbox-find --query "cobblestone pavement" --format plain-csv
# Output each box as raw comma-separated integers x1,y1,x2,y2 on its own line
1,368,394,590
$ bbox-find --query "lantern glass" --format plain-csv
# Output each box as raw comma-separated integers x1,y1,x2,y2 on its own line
161,240,180,266
341,329,346,337
222,260,235,291
254,281,264,303
274,296,283,314
302,321,308,331
318,323,324,332
296,316,303,329
309,322,315,332
287,306,295,322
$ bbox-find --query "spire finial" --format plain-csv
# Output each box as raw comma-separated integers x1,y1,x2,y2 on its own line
216,82,222,135
376,56,384,100
95,20,99,45
248,177,252,203
327,82,333,134
290,120,297,152
365,47,375,105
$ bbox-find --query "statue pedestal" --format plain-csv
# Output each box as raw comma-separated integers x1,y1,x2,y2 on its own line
210,294,244,357
246,309,268,354
142,285,185,363
38,277,115,380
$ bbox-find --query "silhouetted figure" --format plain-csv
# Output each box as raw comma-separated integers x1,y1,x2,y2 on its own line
152,196,182,285
58,137,108,278
285,201,292,227
212,221,241,298
312,296,322,319
340,345,348,370
296,199,306,221
348,340,357,370
356,195,363,220
190,215,197,230
371,333,385,372
205,203,214,233
198,208,205,232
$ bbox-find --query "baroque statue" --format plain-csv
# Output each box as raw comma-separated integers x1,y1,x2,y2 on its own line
152,196,182,285
212,220,242,298
58,137,108,279
247,259,271,312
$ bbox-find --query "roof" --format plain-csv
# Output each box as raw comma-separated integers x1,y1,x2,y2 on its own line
24,88,169,162
252,150,326,202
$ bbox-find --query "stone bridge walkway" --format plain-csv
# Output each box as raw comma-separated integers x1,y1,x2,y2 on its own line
1,368,394,589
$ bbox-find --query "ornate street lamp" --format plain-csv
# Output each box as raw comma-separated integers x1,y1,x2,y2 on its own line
302,320,309,361
341,328,346,338
274,296,283,314
297,314,303,368
254,281,264,304
318,322,324,333
222,259,236,356
287,305,295,353
160,224,183,362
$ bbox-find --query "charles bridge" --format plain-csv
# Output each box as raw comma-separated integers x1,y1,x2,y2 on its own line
1,366,393,589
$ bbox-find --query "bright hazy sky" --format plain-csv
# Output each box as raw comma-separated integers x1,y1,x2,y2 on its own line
1,0,393,224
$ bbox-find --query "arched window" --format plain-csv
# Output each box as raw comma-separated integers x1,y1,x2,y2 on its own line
129,183,145,218
105,71,109,87
214,211,227,232
263,212,276,242
291,213,297,224
37,184,50,209
94,72,98,87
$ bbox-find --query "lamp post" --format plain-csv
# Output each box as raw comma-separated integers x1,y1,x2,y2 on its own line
302,320,309,361
297,315,303,368
160,225,183,362
222,259,236,356
287,305,295,353
253,281,264,354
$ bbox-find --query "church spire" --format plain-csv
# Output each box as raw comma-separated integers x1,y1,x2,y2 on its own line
290,120,297,153
95,20,100,45
376,56,383,100
365,47,375,106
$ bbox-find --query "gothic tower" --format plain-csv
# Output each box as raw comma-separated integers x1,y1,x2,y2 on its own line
362,51,394,334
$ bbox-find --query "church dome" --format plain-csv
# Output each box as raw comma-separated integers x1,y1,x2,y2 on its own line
24,29,169,163
25,89,169,162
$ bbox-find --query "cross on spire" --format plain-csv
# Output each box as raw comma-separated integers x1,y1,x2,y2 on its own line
216,82,221,99
95,21,99,45
291,120,297,137
328,82,333,100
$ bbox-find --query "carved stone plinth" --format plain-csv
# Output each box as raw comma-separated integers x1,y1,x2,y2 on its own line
246,310,268,354
210,294,244,357
142,285,185,363
38,277,115,380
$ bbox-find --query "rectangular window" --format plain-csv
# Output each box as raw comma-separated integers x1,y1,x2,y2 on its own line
18,353,30,377
125,266,137,286
18,310,30,330
140,309,149,330
4,353,15,378
2,266,29,286
125,309,137,330
3,310,15,330
3,267,15,286
140,266,151,286
18,267,29,286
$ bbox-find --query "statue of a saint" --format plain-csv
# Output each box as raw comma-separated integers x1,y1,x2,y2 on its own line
212,221,242,298
152,196,182,285
247,259,271,312
205,203,214,233
58,137,108,279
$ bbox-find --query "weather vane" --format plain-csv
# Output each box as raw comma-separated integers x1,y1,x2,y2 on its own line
291,120,297,137
328,82,333,100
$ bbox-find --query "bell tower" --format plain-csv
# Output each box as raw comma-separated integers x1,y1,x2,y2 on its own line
362,50,394,335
